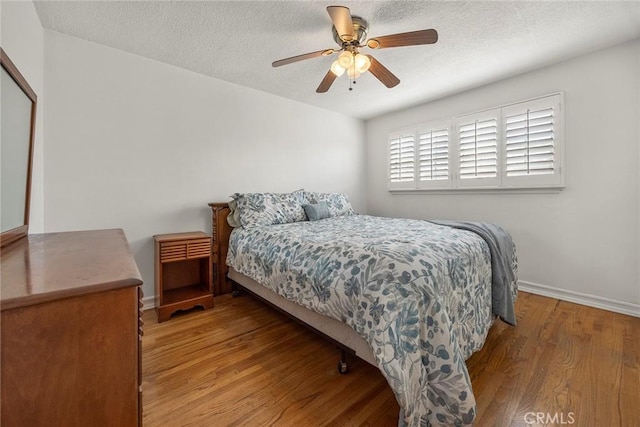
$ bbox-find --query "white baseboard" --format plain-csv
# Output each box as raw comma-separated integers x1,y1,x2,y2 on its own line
519,280,640,318
142,295,155,311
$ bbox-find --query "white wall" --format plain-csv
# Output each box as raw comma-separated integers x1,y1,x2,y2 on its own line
366,40,640,315
43,30,366,300
1,0,45,232
9,0,637,315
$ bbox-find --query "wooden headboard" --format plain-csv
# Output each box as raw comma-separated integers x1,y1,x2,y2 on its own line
208,202,232,295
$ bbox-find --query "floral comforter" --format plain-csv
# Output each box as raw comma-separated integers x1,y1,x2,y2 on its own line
227,215,517,426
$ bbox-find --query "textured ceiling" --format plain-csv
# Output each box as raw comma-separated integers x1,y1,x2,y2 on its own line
34,1,640,119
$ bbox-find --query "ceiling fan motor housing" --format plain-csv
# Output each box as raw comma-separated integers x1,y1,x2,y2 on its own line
332,16,368,46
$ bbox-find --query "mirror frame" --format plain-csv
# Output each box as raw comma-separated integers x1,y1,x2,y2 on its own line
0,48,37,248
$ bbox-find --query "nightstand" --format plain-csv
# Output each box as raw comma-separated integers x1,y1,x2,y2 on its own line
153,231,213,322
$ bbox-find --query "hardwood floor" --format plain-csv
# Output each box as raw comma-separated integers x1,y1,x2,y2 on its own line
142,292,640,426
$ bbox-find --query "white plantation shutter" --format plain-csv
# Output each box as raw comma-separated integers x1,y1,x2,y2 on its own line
455,109,500,187
459,119,497,178
502,94,563,187
386,93,563,191
388,131,416,189
417,120,451,188
505,108,554,176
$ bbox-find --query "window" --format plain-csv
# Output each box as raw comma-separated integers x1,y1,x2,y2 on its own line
455,110,500,188
387,93,564,191
502,95,563,188
388,130,415,189
388,120,452,190
417,120,451,188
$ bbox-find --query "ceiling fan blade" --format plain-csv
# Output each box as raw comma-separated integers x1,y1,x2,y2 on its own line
316,70,338,93
327,6,354,42
272,49,335,67
366,55,400,88
367,29,438,49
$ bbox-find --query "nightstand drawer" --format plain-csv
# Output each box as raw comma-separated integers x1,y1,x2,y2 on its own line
187,239,210,258
160,238,210,263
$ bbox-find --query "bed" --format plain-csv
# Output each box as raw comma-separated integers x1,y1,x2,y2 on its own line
208,191,518,427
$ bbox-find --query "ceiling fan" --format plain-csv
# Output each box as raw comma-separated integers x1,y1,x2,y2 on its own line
272,5,438,93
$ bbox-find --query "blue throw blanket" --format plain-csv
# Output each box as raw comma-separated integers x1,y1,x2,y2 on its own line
429,220,518,325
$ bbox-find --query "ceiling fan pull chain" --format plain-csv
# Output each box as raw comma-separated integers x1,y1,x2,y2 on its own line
349,58,356,91
350,60,354,91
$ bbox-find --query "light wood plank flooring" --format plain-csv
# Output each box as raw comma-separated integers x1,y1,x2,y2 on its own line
142,292,639,426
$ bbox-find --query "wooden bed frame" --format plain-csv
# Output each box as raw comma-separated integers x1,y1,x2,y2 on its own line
208,202,376,372
208,203,233,296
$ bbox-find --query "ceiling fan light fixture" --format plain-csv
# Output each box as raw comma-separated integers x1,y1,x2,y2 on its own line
330,60,346,76
347,67,361,79
338,51,354,68
354,53,371,73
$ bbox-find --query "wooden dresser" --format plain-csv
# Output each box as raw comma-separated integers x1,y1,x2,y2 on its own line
0,229,143,426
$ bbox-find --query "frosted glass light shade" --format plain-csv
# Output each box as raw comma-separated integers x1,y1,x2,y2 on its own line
354,54,371,73
347,67,361,79
330,60,345,76
338,51,354,68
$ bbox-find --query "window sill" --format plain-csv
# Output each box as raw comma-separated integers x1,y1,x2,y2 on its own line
388,186,564,195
